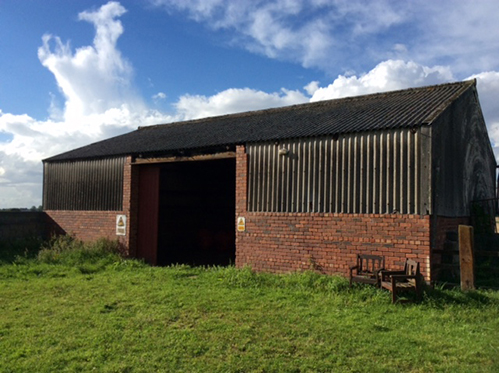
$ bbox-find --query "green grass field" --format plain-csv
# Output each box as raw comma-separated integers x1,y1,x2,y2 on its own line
1,237,498,372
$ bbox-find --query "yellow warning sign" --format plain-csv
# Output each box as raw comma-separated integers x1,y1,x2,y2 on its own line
116,215,127,236
237,217,246,232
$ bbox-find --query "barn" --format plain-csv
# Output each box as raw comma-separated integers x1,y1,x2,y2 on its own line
43,80,496,281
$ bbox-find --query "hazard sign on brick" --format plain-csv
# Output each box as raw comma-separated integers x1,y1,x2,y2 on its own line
116,215,127,236
237,217,246,232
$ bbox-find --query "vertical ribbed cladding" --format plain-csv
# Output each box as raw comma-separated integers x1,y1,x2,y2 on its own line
247,128,428,214
43,157,126,211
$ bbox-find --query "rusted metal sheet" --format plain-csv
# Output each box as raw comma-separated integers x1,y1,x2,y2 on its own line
247,128,429,214
43,157,125,211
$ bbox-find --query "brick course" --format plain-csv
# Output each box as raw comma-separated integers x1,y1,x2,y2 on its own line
235,211,431,279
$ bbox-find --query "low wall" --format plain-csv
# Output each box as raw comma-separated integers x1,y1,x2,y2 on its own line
0,212,49,241
44,210,130,252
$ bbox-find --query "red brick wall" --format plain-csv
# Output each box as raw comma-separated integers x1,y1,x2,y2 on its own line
235,145,432,279
45,156,134,254
45,210,125,241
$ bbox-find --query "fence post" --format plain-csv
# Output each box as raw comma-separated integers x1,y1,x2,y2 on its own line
459,225,475,290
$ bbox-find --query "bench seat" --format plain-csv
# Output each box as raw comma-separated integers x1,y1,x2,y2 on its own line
380,260,422,303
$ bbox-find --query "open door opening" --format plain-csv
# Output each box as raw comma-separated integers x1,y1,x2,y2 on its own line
156,158,236,266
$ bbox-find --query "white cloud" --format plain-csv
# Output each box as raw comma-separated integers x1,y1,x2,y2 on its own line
38,1,138,121
175,87,308,120
310,60,453,101
410,1,499,73
0,2,174,208
150,0,339,69
304,81,320,96
0,151,41,208
153,92,167,100
393,44,407,53
150,0,499,76
467,71,499,160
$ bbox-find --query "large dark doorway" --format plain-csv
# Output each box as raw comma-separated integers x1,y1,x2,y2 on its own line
156,158,236,266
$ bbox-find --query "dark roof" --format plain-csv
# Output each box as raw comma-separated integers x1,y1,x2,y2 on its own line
45,80,476,162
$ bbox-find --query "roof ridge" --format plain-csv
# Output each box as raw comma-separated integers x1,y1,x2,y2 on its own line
138,80,474,132
421,79,476,124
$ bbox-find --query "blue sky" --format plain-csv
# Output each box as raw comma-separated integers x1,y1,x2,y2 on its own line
1,0,499,208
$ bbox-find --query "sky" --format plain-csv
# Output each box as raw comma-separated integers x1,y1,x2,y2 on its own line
1,0,499,208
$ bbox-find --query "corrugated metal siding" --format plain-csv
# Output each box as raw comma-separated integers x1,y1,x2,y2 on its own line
43,157,125,211
247,129,427,214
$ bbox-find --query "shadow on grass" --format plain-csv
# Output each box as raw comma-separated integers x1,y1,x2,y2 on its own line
348,280,498,307
422,284,497,307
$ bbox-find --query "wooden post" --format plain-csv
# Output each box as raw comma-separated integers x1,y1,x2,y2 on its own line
459,225,475,290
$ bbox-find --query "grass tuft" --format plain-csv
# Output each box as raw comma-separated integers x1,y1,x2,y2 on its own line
215,265,352,293
37,235,122,270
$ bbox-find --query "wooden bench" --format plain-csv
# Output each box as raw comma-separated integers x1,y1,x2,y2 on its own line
349,254,385,287
380,259,422,303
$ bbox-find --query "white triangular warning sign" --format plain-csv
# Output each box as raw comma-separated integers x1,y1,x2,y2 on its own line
237,217,245,232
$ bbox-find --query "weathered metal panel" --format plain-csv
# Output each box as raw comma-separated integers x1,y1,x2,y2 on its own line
43,157,126,211
247,129,427,214
432,87,496,216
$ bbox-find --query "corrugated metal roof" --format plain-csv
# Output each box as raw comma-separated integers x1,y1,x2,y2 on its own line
45,80,476,162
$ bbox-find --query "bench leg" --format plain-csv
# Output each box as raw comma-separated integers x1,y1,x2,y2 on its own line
391,277,397,303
